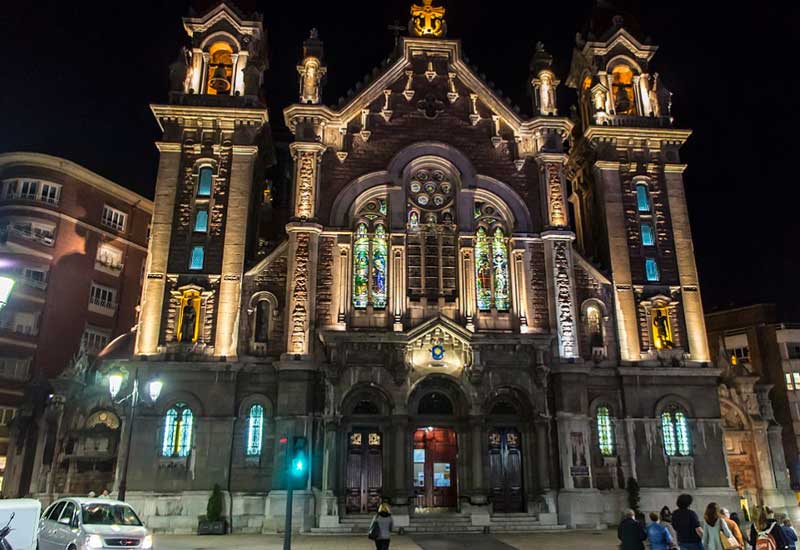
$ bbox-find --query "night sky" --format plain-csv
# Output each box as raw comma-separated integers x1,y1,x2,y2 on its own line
1,1,797,319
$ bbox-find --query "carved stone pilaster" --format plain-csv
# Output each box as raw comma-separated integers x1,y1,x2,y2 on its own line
536,154,569,228
285,223,322,357
289,142,326,221
544,233,579,359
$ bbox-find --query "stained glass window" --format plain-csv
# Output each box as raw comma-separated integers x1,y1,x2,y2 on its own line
246,404,264,456
597,406,615,456
641,223,654,246
475,227,492,311
190,246,204,270
162,403,193,458
353,223,369,309
371,224,387,309
198,167,213,197
636,184,650,212
493,227,509,311
194,209,209,232
662,406,691,457
645,258,659,282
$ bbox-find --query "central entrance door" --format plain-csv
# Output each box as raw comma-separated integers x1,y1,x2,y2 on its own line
413,427,457,510
345,430,383,514
488,428,524,513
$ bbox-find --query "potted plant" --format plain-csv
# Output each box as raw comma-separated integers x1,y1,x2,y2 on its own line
197,484,227,535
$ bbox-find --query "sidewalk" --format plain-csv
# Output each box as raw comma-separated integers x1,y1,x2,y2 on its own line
153,530,618,550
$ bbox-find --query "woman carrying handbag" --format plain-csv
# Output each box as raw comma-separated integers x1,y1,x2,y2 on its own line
368,502,394,550
702,502,738,550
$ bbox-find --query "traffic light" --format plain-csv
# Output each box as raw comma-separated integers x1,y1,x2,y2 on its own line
291,436,308,481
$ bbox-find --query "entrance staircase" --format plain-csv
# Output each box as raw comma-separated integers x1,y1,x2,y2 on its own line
311,513,566,534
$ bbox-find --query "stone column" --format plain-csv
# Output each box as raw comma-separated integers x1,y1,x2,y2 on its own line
469,417,486,501
392,416,408,501
459,240,476,330
542,233,579,359
135,142,182,356
663,163,710,362
317,419,340,528
391,236,405,331
593,161,641,361
535,419,551,490
511,246,530,332
214,145,258,358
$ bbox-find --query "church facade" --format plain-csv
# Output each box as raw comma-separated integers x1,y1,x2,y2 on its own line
9,0,797,533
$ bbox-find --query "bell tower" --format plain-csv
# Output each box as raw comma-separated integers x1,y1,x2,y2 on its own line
566,12,709,364
135,2,271,359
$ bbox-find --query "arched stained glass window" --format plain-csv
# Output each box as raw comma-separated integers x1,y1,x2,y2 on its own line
371,224,387,309
661,406,691,457
492,227,509,311
641,223,654,246
597,405,615,456
474,224,510,312
636,184,650,212
246,404,264,456
198,167,213,197
162,403,193,458
353,223,369,309
475,227,492,311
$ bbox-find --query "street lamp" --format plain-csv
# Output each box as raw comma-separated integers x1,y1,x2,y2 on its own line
0,275,15,310
108,369,163,501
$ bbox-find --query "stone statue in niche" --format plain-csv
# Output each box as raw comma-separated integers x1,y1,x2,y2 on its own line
181,300,197,343
653,310,674,349
647,73,661,117
539,72,557,115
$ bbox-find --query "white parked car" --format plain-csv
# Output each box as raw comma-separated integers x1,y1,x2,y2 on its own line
37,498,152,550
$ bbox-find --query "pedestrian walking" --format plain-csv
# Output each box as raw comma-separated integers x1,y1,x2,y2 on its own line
368,502,394,550
782,517,797,550
660,507,680,550
721,507,745,548
672,494,704,550
749,506,790,550
702,502,734,550
648,511,675,550
618,509,647,550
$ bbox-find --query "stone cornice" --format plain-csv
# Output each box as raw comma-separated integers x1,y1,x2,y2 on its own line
150,104,268,132
581,28,659,61
584,126,692,146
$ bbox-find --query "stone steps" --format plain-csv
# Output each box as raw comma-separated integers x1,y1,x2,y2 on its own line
488,514,567,533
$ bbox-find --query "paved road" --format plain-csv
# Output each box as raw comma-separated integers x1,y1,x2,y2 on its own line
152,530,618,550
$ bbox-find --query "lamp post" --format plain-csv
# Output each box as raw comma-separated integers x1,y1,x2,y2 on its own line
0,275,15,311
109,368,163,501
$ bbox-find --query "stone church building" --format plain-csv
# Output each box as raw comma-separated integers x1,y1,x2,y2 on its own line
5,0,796,533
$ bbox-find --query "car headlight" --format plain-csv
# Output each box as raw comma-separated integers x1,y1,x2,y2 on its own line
142,534,153,549
86,534,104,549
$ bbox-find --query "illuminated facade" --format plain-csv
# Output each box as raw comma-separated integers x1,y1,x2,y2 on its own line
16,0,798,533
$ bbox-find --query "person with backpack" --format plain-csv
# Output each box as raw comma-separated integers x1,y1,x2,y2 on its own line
750,506,790,550
702,502,735,550
672,494,704,550
648,511,676,550
782,517,797,550
368,502,394,550
618,509,647,550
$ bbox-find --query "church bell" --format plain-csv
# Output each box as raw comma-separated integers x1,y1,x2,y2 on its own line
209,64,231,94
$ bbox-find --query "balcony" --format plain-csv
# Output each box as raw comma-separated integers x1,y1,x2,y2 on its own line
94,258,124,277
0,225,55,247
0,358,31,382
88,296,117,316
1,192,59,207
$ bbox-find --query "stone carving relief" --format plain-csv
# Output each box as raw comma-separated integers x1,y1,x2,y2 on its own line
294,151,316,219
553,241,577,357
289,233,310,354
667,460,696,489
546,163,566,227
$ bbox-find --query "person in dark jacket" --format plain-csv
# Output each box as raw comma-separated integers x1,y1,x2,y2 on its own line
749,506,791,550
671,494,703,550
619,509,647,550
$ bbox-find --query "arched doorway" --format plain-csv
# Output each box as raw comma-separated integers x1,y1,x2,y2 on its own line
341,386,391,514
409,378,468,511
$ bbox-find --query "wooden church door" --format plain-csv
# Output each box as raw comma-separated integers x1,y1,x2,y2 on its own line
488,428,524,513
345,431,383,513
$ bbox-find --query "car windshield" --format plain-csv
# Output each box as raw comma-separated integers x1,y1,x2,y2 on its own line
81,504,142,526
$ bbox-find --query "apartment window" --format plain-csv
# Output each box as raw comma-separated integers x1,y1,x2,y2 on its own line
96,244,123,272
82,326,110,353
101,205,127,232
788,343,800,360
38,182,61,205
0,407,16,426
11,220,55,245
787,373,795,391
1,180,17,198
0,358,30,381
641,223,655,246
197,167,213,197
19,180,38,200
194,209,209,232
89,283,116,311
5,312,38,336
645,258,660,282
190,246,205,270
636,184,651,212
21,267,48,289
793,373,800,389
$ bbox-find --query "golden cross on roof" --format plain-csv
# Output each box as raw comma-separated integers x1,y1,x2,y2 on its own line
410,0,446,37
